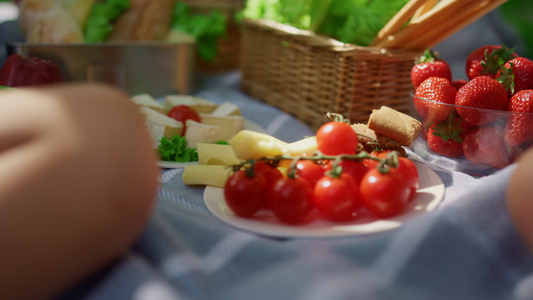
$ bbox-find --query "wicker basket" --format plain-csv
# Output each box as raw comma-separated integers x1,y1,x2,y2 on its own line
240,18,420,131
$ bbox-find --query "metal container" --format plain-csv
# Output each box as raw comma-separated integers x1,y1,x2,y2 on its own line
6,42,196,97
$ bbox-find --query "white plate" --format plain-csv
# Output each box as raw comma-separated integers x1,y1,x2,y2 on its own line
158,119,265,169
203,162,445,238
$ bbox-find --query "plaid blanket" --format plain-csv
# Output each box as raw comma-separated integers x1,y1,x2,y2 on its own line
60,73,533,300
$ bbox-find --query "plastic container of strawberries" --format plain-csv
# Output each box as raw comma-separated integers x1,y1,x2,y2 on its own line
409,95,533,176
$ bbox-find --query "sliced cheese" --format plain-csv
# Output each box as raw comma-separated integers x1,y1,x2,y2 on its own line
164,95,218,114
288,136,318,157
211,101,241,116
185,120,221,148
197,143,241,166
200,114,244,142
229,130,290,159
130,93,165,114
229,130,318,160
140,107,183,149
182,165,232,188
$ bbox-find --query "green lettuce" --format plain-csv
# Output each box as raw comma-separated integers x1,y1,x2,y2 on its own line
158,135,198,162
241,0,409,46
84,0,131,43
170,2,227,61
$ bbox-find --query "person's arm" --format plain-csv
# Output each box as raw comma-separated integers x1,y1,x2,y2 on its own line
507,147,533,254
0,83,159,300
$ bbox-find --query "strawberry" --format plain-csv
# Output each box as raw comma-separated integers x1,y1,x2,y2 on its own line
455,76,508,126
465,45,517,80
451,79,467,90
463,125,511,169
504,89,533,147
411,49,452,88
498,57,533,96
414,77,456,124
427,113,470,157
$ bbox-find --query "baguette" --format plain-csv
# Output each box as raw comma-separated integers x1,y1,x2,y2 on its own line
106,0,175,41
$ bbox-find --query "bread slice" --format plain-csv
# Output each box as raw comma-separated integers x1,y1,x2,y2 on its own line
351,123,403,153
139,107,183,149
367,106,421,147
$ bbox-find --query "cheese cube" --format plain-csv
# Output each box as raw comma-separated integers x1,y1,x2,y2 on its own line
182,165,232,188
197,143,241,166
200,114,244,142
211,102,241,116
185,120,221,148
165,95,218,114
140,107,183,149
130,93,165,114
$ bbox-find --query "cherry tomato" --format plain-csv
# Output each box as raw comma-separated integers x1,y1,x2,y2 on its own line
269,177,313,224
397,157,419,200
363,151,389,170
338,160,369,185
316,121,358,155
360,168,410,218
314,173,361,222
254,162,284,209
167,105,201,135
290,160,325,188
224,170,267,217
254,162,284,187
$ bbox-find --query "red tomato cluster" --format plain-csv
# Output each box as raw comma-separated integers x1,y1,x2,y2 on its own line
224,121,420,225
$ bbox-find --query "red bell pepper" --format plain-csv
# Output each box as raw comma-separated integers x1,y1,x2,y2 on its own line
0,54,63,87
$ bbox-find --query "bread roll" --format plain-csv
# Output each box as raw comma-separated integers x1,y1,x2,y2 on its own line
61,0,95,27
19,0,91,43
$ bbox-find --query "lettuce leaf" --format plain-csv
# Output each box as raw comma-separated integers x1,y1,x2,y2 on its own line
241,0,409,46
158,135,198,162
84,0,131,43
170,2,227,61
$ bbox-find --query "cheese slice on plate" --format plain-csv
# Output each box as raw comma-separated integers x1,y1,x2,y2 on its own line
182,165,232,188
211,101,241,116
197,143,241,166
140,107,183,149
165,95,218,114
185,119,221,148
200,114,244,142
130,93,165,113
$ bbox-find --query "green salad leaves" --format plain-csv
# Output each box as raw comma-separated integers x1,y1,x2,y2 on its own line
84,0,131,43
170,2,227,61
240,0,409,46
158,135,198,162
